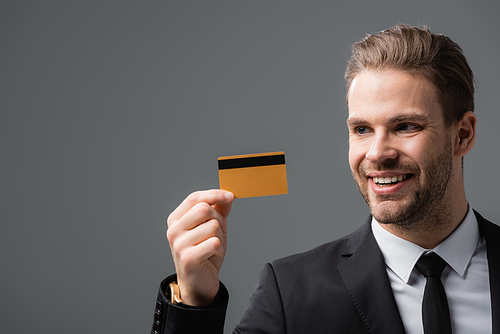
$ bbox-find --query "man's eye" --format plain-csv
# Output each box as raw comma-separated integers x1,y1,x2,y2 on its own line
399,123,410,131
397,123,420,132
357,127,367,135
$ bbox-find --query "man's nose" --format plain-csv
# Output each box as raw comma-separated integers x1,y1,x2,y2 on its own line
365,133,398,163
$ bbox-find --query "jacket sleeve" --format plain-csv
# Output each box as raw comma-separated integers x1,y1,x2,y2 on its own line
234,263,287,334
151,274,229,334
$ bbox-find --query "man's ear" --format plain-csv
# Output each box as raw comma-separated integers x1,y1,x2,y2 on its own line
454,111,476,157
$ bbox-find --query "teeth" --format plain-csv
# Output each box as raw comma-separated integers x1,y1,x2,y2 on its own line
373,175,408,185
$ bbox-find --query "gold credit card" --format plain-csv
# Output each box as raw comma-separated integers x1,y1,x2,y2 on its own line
218,151,288,198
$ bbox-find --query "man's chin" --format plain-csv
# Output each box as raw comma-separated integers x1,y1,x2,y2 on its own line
368,199,412,225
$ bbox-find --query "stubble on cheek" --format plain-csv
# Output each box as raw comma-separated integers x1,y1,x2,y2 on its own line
353,142,454,231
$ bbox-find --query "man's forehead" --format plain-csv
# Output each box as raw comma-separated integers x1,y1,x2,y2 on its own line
345,69,445,126
347,69,438,101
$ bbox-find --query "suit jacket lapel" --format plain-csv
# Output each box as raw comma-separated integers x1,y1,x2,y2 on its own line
338,219,405,334
337,212,499,333
475,210,500,334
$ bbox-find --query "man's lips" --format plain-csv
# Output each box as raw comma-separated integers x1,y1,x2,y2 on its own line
367,173,414,196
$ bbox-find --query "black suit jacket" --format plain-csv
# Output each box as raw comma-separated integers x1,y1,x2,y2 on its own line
152,211,500,334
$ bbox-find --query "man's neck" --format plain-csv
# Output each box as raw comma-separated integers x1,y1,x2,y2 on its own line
379,201,469,249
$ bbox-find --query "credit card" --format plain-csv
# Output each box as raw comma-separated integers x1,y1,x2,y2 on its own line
218,151,288,198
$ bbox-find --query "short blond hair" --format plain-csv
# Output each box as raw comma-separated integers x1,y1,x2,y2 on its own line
345,24,474,126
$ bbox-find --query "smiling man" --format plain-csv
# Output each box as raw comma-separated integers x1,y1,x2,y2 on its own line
347,69,474,249
152,25,500,334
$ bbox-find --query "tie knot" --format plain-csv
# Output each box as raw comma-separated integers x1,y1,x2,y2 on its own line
415,252,447,278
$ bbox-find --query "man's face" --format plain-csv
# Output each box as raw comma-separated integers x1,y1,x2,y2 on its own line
347,69,455,227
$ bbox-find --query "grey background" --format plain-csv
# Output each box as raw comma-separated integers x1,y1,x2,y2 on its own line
1,1,499,333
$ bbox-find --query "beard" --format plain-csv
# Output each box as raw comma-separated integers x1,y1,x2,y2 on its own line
353,140,454,232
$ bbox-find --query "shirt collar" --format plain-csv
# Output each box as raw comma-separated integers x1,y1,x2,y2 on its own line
371,205,479,283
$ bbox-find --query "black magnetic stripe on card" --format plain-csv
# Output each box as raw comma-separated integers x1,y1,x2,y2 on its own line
218,154,285,170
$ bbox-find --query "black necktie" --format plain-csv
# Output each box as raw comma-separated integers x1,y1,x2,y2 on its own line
415,252,452,334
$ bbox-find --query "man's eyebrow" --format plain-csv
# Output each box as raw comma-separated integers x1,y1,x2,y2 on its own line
388,113,429,123
346,113,430,127
346,118,368,127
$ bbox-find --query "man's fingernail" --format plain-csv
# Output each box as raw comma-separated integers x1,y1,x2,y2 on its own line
225,192,234,201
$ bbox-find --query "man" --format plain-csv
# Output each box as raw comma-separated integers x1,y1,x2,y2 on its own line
152,24,500,333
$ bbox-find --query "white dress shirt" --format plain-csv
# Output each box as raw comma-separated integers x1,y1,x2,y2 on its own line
371,205,491,334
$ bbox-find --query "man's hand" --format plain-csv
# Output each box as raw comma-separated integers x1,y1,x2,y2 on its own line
166,190,234,307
